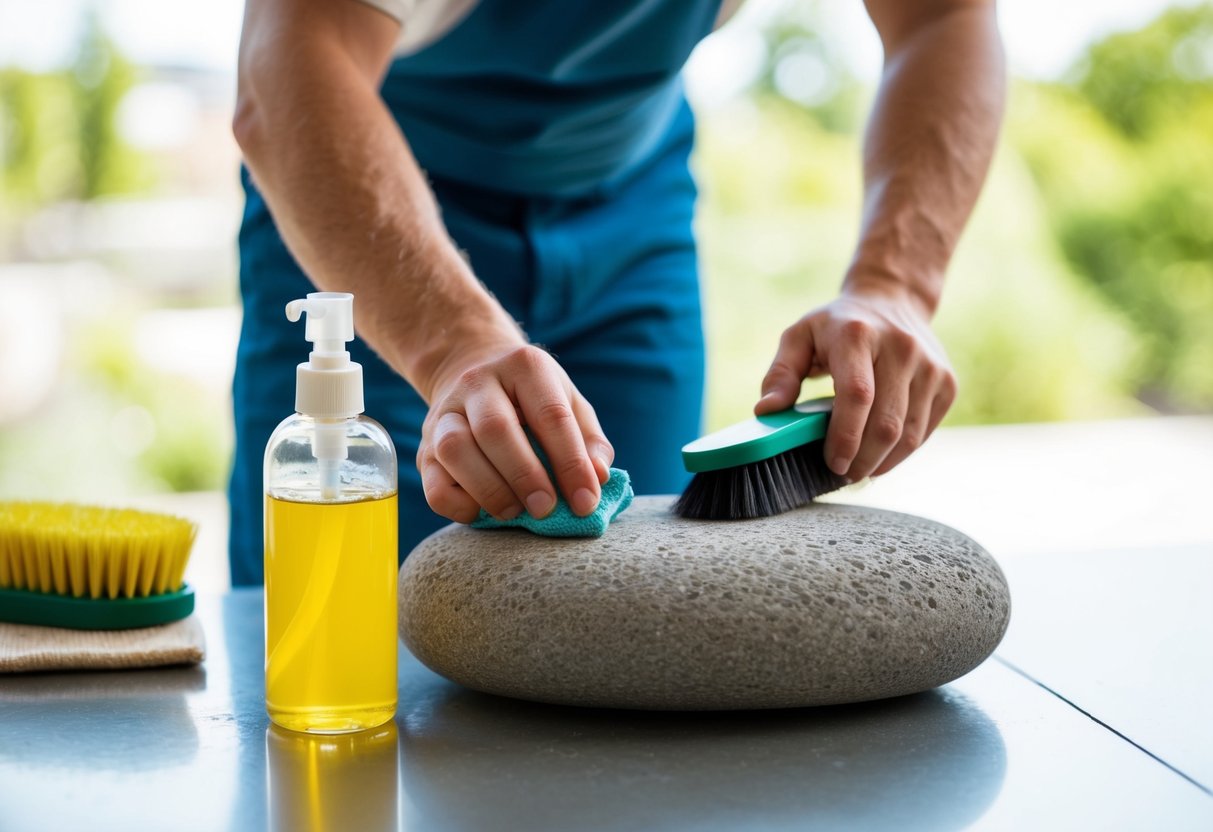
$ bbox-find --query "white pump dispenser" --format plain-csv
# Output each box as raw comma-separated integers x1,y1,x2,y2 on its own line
285,292,364,419
285,292,364,500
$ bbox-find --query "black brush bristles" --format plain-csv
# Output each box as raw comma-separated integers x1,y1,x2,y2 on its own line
673,439,850,520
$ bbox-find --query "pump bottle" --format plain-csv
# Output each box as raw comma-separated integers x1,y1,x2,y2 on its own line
263,292,398,734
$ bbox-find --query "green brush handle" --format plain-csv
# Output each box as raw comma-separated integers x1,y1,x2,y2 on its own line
681,397,834,473
0,585,195,630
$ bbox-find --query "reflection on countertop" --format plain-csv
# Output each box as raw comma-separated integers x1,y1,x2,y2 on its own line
396,682,1004,832
267,722,399,832
0,665,204,772
5,589,1207,832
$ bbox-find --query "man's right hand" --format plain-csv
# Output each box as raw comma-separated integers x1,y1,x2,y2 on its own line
417,341,614,524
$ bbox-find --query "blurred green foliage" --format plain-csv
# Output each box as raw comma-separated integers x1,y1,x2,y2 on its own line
81,321,231,493
1076,5,1213,139
0,313,231,499
0,12,150,208
0,17,214,498
1021,6,1213,411
749,2,867,133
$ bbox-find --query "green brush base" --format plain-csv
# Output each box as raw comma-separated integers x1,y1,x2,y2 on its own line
681,397,833,473
0,585,195,631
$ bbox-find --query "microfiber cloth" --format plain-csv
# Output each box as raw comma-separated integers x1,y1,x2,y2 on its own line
471,447,634,538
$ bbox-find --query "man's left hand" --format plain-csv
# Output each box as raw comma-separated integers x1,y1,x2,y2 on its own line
754,281,957,482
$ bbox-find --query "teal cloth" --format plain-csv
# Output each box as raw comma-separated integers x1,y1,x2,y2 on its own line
472,464,634,538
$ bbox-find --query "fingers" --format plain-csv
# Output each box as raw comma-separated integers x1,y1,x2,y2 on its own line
927,372,957,436
824,323,876,477
571,392,614,485
464,389,555,518
429,411,522,521
870,366,932,478
755,323,814,415
513,356,601,517
765,293,956,482
866,359,957,479
419,345,614,523
846,334,913,480
418,425,482,525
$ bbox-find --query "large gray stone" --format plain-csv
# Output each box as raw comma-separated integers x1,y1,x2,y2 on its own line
398,496,1010,710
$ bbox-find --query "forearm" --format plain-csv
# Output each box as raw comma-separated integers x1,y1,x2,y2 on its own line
848,1,1005,316
233,6,523,401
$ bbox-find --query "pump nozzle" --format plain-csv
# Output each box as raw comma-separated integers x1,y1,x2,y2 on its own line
284,293,366,501
285,292,355,355
284,292,365,421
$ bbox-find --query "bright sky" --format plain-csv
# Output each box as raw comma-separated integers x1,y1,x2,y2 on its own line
0,0,1204,80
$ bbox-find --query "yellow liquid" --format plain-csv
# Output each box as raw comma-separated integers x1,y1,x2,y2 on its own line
265,493,398,733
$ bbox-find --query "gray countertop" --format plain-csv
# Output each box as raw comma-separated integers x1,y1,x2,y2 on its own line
1,584,1210,832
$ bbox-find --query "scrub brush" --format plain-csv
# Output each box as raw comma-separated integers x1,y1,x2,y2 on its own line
673,396,850,520
0,502,197,630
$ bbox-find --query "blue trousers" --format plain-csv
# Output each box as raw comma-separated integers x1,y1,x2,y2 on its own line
229,107,705,586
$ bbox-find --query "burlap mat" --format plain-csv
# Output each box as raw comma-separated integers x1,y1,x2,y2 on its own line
0,615,206,673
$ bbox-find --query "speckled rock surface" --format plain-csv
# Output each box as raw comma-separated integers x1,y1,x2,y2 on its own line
398,496,1011,710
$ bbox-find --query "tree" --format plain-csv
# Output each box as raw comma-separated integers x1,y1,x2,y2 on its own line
1022,5,1213,410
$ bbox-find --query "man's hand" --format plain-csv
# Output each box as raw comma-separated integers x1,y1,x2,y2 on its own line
754,0,1003,481
755,282,956,482
418,337,614,524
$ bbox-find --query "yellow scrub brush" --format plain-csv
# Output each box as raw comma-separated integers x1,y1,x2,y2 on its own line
0,502,197,630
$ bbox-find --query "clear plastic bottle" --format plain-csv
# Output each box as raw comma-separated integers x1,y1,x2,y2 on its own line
263,292,398,734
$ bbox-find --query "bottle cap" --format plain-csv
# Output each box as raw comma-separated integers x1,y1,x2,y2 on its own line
285,292,364,419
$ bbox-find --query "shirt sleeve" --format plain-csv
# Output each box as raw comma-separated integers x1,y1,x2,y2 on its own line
354,0,414,25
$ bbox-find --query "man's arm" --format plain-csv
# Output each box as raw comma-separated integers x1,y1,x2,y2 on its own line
234,0,611,522
756,0,1005,480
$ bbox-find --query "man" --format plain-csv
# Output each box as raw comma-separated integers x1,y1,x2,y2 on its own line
229,0,1004,585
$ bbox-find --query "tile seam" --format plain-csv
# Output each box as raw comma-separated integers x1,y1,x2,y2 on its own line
992,654,1212,798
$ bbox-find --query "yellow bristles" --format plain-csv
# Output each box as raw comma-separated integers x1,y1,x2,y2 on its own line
0,502,197,599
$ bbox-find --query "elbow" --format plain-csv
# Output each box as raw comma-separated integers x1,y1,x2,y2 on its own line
867,0,998,55
231,84,263,159
232,45,276,160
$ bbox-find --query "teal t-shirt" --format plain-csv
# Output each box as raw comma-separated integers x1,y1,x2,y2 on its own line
376,0,724,196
